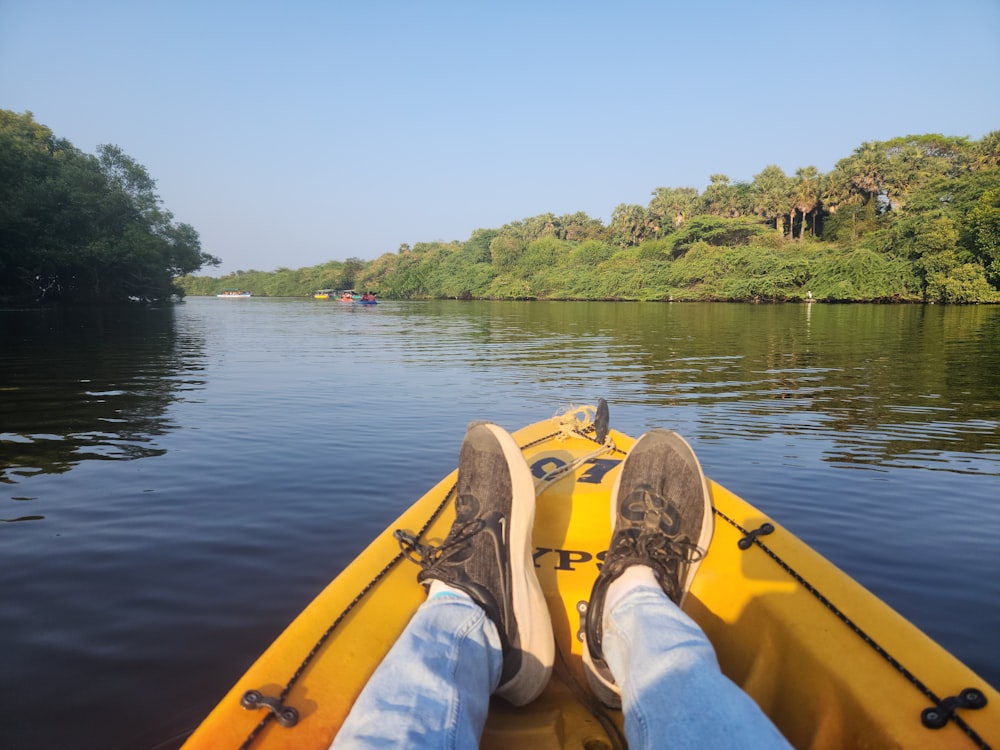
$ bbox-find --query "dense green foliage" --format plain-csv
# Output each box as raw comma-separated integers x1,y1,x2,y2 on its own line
7,109,997,304
181,130,1000,303
1,110,218,304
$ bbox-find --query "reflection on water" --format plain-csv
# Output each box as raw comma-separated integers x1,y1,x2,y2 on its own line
383,301,1000,475
0,305,205,487
5,301,995,485
1,298,998,750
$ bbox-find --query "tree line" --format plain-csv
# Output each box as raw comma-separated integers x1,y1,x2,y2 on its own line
1,110,219,304
184,131,1000,303
5,107,997,304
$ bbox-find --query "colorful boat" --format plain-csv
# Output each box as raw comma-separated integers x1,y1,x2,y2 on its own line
313,290,335,300
216,290,252,298
181,404,999,749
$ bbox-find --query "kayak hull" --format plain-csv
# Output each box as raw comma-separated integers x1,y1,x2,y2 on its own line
183,409,999,749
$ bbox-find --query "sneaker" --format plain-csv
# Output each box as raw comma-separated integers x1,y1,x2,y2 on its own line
398,422,554,705
582,429,714,706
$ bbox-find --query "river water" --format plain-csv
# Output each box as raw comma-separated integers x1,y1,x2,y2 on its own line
2,297,998,749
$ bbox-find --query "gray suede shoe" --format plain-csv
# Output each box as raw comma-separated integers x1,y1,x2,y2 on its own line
397,422,554,705
582,429,714,707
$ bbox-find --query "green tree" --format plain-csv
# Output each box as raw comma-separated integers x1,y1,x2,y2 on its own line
463,229,498,264
702,174,746,218
752,165,793,236
847,141,890,204
922,250,996,302
882,134,971,210
966,188,1000,283
972,130,1000,172
0,110,217,304
793,166,821,239
516,236,571,277
489,231,527,271
341,256,367,289
557,212,608,242
662,215,768,257
648,186,700,232
609,203,653,247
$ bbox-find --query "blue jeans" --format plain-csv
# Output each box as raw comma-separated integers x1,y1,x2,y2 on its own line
331,587,790,749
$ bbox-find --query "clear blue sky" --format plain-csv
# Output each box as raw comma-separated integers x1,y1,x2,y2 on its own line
2,1,999,275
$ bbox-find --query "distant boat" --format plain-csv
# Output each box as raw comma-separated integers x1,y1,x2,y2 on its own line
333,290,377,303
217,290,252,298
313,289,335,300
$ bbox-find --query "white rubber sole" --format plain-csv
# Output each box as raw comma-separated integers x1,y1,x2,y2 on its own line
582,429,714,707
480,422,554,706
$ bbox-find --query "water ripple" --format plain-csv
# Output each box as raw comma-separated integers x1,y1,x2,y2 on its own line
2,298,999,750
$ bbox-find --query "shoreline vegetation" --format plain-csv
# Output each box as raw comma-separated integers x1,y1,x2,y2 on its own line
180,131,1000,304
4,109,999,305
1,111,220,305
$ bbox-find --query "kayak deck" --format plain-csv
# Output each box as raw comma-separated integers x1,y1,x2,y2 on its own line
183,407,999,749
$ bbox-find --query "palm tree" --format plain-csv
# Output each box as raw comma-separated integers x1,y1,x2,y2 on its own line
702,174,742,218
648,186,700,231
752,165,794,236
609,203,652,248
849,141,889,204
972,131,1000,172
793,166,820,239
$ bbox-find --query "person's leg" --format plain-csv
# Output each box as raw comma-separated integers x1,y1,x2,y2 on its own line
603,572,791,749
331,593,502,749
583,430,789,749
331,422,553,748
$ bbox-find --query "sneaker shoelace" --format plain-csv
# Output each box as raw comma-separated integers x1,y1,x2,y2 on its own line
588,521,708,670
394,517,486,572
608,527,705,565
606,515,706,601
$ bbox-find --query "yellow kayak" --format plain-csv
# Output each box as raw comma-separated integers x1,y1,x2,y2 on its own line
183,405,999,749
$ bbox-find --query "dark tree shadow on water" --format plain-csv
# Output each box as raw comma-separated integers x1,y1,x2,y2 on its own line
0,305,206,490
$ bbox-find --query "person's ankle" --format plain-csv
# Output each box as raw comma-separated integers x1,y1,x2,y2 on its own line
427,579,472,601
602,565,659,625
